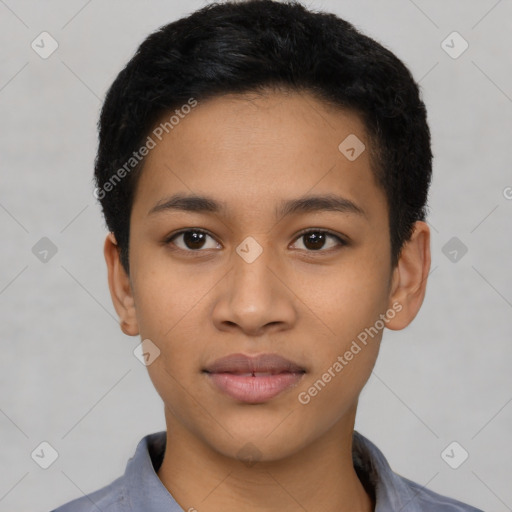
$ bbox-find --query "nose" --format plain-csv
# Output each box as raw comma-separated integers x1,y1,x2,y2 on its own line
211,239,298,337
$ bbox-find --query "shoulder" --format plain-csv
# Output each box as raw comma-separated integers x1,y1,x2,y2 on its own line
352,431,484,512
50,474,128,512
49,431,167,512
397,474,485,512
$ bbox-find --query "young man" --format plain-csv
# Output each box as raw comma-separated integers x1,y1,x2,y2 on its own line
53,1,483,510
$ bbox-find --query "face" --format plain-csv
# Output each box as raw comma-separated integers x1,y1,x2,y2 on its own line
106,90,430,463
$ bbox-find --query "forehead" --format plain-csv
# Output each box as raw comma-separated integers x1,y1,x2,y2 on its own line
132,90,386,222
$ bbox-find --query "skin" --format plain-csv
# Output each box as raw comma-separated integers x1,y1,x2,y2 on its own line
104,89,430,512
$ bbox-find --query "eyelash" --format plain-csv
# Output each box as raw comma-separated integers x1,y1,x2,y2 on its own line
164,228,347,255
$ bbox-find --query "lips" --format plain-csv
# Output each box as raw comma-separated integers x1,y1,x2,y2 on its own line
203,353,306,404
203,353,306,375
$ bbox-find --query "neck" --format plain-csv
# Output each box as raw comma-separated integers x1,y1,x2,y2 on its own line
156,405,374,512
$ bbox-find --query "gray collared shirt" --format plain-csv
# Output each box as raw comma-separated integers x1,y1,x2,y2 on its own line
52,430,484,511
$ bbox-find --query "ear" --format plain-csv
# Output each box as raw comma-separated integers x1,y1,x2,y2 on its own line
104,233,139,336
386,221,431,330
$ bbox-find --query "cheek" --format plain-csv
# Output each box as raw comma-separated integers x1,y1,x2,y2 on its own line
130,247,204,340
292,250,390,403
300,252,391,340
295,343,379,441
129,250,215,381
295,262,389,419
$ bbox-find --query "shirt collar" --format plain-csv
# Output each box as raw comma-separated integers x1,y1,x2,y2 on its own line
123,431,180,511
122,430,418,511
352,431,419,510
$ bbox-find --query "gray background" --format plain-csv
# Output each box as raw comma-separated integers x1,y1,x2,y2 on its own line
1,0,511,510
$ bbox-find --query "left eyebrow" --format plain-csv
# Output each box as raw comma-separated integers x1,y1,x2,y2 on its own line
148,192,367,219
276,194,367,219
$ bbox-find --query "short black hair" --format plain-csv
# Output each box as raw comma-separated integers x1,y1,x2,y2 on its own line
94,0,432,274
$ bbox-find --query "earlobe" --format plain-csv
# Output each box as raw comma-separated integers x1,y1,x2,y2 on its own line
386,221,431,331
104,233,139,336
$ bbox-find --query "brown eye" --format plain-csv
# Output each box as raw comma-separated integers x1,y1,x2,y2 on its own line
167,230,221,251
291,230,345,252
